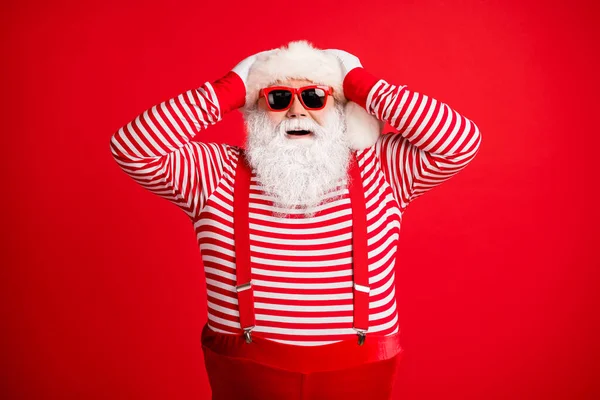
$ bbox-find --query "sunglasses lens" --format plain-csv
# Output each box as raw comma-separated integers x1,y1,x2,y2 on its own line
267,90,293,110
301,88,327,109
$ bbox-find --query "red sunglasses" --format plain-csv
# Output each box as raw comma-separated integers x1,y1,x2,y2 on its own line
258,85,334,111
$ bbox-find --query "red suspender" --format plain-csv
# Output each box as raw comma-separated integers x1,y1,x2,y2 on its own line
233,150,256,343
234,150,370,345
348,152,370,345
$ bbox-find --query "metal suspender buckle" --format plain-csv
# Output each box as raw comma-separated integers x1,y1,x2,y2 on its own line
353,283,370,293
243,326,255,344
236,282,252,292
236,282,254,343
353,283,369,346
354,328,367,346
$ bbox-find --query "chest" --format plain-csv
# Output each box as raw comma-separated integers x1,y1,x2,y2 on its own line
194,162,402,266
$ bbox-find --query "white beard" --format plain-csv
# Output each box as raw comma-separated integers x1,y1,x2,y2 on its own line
243,103,351,218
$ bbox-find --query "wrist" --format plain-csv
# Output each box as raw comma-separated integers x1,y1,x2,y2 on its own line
343,68,380,109
211,71,246,113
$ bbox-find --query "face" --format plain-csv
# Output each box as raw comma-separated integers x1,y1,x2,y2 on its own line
257,79,335,143
244,79,350,216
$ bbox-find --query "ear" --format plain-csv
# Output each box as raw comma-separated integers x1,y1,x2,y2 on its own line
344,101,381,151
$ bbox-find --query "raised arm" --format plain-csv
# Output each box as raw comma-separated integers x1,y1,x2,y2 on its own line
329,49,482,211
109,51,268,219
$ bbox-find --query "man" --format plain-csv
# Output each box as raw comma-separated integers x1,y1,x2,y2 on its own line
110,40,481,399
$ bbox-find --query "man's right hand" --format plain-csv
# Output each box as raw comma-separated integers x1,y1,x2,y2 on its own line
231,49,275,107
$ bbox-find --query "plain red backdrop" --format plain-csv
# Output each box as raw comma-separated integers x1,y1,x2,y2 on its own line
2,0,599,398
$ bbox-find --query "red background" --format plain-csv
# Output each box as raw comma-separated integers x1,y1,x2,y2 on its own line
2,0,599,398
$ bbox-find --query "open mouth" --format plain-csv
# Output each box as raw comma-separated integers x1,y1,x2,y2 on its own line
286,130,312,136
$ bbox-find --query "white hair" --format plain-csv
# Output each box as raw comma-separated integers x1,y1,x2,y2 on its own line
243,103,351,218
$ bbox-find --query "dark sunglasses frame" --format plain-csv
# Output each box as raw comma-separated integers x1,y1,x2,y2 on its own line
258,85,334,111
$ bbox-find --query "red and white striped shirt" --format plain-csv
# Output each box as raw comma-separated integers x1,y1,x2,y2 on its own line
110,69,481,346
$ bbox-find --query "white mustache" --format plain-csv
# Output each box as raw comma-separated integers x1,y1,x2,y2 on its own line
278,118,321,133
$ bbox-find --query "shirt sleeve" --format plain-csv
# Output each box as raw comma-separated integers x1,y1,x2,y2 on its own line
109,72,245,219
345,68,482,211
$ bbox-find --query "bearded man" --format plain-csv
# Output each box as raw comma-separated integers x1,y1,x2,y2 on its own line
110,40,481,399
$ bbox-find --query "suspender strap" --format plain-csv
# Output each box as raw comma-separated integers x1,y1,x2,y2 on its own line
234,150,370,345
348,152,370,344
233,150,256,343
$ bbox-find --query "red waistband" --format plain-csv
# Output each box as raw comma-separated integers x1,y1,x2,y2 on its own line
201,323,403,374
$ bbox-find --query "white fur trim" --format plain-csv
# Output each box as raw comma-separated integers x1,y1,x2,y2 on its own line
345,101,381,150
245,40,380,150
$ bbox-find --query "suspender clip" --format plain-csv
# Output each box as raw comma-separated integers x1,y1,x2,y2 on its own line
243,326,255,344
354,327,367,346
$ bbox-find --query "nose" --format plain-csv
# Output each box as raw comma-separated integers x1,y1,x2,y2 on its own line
286,94,308,118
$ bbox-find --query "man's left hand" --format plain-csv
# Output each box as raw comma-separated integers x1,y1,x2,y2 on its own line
325,49,363,79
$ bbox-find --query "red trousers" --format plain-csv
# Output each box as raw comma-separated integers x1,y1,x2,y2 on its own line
201,323,403,400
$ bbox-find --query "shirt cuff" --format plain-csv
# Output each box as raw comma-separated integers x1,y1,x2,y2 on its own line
343,68,380,109
211,71,246,114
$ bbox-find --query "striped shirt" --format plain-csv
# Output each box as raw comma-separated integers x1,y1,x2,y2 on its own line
110,69,482,346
